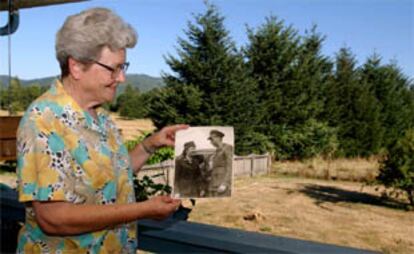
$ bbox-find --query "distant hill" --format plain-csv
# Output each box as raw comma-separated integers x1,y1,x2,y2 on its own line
0,74,165,93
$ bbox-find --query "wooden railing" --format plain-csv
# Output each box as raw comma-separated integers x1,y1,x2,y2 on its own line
1,185,379,253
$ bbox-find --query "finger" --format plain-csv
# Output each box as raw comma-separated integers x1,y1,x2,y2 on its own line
164,139,175,147
163,124,189,134
161,195,173,203
172,199,182,206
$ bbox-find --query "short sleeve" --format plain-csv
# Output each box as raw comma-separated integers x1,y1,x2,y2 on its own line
17,109,69,202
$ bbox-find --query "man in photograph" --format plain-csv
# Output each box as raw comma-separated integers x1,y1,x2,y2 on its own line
207,130,233,197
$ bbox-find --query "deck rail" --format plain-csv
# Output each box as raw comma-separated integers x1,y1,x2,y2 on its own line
1,184,378,254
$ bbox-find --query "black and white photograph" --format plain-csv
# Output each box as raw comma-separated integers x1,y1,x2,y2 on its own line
173,127,234,198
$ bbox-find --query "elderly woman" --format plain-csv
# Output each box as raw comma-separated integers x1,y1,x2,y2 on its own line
16,7,185,253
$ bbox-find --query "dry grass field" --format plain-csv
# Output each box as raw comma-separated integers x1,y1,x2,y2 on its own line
110,114,155,140
188,168,414,254
0,109,23,116
274,156,380,182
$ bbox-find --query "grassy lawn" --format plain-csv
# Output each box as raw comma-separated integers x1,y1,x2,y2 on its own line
188,172,414,254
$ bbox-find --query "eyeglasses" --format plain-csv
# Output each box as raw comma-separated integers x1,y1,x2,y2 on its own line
92,60,129,78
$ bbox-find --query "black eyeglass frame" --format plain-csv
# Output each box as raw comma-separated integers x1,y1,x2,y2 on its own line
92,60,130,78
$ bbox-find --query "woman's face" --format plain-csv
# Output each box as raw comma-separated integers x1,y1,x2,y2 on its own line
79,46,127,105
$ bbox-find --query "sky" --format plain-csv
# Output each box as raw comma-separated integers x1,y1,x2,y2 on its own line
0,0,413,80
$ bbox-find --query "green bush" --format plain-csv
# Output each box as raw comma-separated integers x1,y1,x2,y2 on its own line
377,129,414,207
125,132,174,201
270,119,338,160
124,132,174,165
133,175,172,202
236,131,275,156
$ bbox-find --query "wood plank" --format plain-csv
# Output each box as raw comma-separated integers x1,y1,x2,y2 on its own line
138,219,380,254
0,116,20,160
0,0,88,11
0,116,21,139
0,139,17,160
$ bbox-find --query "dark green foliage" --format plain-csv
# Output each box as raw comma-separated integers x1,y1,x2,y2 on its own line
0,77,46,114
322,48,383,156
323,49,413,157
133,175,172,202
146,85,203,127
245,18,333,158
235,131,275,156
362,58,414,149
125,133,173,202
116,84,148,118
0,161,17,173
269,119,338,160
145,2,413,159
244,16,300,126
148,2,258,155
124,132,174,165
377,129,414,206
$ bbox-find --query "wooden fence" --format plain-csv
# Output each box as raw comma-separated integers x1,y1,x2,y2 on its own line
0,116,21,161
138,154,272,186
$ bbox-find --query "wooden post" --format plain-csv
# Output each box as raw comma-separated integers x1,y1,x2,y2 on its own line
250,155,254,177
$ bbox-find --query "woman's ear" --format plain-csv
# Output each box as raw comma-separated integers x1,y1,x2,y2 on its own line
68,57,82,80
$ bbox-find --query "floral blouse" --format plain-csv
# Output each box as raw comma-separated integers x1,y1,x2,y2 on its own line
16,80,137,253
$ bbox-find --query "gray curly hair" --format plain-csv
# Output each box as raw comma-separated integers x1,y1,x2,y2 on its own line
56,7,137,77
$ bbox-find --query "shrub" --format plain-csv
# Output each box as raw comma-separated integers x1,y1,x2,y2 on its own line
270,119,338,160
124,132,174,201
133,175,172,202
377,128,414,207
124,132,174,165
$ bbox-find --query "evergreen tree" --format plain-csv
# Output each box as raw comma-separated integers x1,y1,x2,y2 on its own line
323,48,382,156
148,2,258,154
365,58,413,148
289,25,332,123
377,128,414,207
117,84,147,119
245,16,300,127
245,18,335,158
0,81,7,110
8,77,24,115
147,85,203,127
23,84,45,109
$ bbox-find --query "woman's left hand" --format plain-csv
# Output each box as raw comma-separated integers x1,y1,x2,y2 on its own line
144,124,189,150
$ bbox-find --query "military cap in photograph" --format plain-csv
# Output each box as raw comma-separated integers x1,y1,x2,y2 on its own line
208,129,225,140
184,141,196,149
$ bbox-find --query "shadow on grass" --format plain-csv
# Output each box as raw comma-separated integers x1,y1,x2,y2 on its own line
299,184,408,210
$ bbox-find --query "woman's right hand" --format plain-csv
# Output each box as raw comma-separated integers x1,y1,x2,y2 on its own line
145,195,181,220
